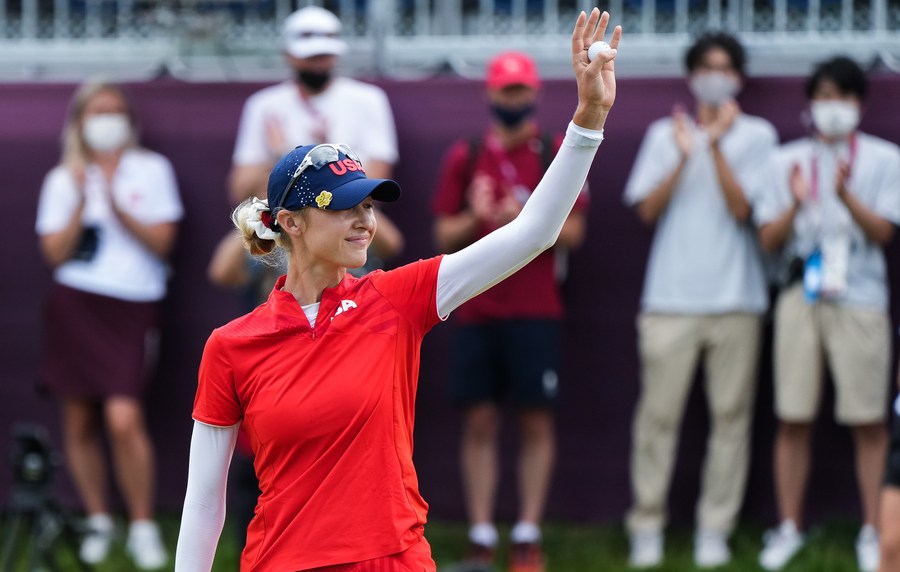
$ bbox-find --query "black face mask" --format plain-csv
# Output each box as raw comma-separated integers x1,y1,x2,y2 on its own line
490,103,535,128
296,69,331,92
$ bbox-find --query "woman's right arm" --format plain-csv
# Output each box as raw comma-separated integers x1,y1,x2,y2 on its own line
174,421,239,571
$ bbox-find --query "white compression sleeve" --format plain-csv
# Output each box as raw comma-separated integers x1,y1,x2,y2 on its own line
174,420,240,572
436,121,604,318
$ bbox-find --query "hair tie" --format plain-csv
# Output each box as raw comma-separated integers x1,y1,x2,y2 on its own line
246,198,280,241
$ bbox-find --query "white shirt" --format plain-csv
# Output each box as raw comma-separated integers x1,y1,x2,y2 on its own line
624,114,777,314
232,78,398,166
35,149,183,302
755,132,900,310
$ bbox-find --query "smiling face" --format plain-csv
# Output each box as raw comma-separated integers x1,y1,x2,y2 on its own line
285,197,377,271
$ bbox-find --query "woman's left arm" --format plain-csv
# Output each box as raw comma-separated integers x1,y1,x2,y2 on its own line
437,8,618,318
174,421,239,572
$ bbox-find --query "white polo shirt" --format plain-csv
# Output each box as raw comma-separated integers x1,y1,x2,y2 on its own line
36,149,183,302
624,113,777,314
232,78,398,167
755,132,900,311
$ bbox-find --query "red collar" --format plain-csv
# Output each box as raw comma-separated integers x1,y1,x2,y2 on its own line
266,273,358,334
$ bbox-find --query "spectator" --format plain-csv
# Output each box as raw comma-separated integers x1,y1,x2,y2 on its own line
623,33,777,568
431,50,588,571
756,56,899,572
34,80,182,569
229,4,403,268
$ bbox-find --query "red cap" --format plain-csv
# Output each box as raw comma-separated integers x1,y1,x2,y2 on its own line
485,51,540,90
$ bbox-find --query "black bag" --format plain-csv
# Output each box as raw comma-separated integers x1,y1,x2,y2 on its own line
71,226,100,262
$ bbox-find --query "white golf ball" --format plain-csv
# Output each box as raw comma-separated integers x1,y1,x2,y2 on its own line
588,41,611,62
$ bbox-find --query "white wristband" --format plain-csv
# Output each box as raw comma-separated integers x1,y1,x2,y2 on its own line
565,121,604,148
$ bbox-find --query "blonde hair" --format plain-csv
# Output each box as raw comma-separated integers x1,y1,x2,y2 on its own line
231,198,292,267
60,80,139,168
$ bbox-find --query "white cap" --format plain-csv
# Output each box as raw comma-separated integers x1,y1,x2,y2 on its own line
281,6,348,59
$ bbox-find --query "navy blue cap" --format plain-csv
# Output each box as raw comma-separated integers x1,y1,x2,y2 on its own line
267,144,401,213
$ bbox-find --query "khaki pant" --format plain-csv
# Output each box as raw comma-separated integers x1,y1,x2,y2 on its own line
774,284,891,425
627,312,762,535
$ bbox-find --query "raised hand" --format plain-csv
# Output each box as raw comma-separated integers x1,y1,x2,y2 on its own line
571,9,622,131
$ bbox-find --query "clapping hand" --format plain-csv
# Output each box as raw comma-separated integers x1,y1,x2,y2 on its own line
835,161,851,201
672,104,694,158
705,99,739,146
789,163,809,205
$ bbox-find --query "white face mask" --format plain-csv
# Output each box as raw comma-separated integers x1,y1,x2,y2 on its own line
688,72,740,106
810,100,860,138
82,113,131,152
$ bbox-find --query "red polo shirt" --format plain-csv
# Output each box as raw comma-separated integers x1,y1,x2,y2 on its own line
432,129,588,324
193,257,443,571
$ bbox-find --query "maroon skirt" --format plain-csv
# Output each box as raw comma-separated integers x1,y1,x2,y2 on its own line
40,283,160,400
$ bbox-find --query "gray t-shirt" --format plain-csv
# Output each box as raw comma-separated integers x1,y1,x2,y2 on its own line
755,132,900,310
624,114,777,314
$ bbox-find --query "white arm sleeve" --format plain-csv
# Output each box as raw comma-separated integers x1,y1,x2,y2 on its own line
174,421,240,572
436,122,603,318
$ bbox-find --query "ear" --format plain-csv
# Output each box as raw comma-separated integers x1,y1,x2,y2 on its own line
277,209,305,236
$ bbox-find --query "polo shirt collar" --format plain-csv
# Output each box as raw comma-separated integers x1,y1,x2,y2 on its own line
267,273,356,333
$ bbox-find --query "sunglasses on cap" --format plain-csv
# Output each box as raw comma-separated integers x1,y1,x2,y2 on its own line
275,143,363,213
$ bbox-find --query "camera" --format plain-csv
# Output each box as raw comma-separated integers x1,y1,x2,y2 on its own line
8,424,57,489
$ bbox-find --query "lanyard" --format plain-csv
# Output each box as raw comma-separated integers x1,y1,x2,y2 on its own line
810,133,857,201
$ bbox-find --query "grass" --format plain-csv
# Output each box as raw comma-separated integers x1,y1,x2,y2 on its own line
0,514,865,571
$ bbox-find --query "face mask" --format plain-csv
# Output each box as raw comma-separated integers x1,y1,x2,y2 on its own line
296,69,331,91
810,100,860,138
82,113,131,152
688,72,740,106
489,103,535,128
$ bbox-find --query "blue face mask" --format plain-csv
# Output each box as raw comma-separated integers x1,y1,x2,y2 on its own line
490,103,535,128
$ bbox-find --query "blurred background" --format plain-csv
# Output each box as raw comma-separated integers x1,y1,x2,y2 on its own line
0,0,898,80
